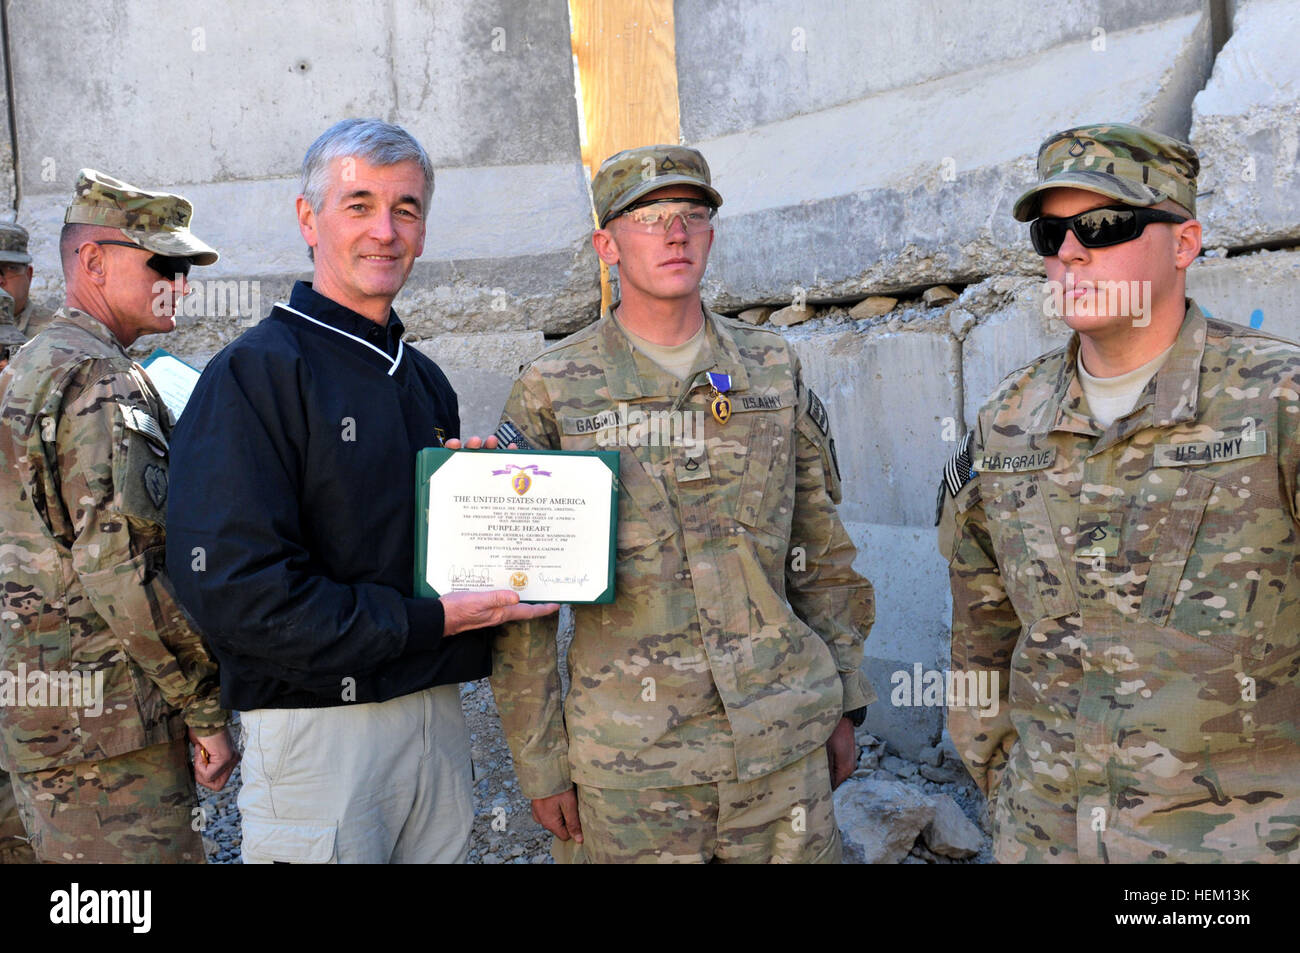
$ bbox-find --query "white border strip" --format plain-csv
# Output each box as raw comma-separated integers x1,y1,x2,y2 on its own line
275,302,405,376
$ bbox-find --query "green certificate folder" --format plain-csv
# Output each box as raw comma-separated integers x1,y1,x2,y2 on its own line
415,447,619,604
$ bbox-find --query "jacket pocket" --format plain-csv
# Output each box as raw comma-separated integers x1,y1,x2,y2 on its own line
986,475,1078,623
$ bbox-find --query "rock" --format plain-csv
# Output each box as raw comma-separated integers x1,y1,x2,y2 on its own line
834,777,936,864
918,744,944,767
940,729,962,764
481,852,503,864
922,285,959,307
923,794,984,858
770,303,815,327
880,754,918,778
736,306,773,325
849,296,897,319
919,760,970,785
856,746,881,771
947,307,977,338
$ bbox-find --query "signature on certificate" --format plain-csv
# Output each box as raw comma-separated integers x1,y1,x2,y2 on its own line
539,571,590,587
448,565,491,587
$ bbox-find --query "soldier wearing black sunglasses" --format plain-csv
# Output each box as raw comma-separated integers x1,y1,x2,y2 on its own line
0,169,234,864
938,123,1300,865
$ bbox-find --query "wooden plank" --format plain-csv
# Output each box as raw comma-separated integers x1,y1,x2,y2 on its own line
569,0,680,310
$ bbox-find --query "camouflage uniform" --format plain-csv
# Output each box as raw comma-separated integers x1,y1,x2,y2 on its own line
14,300,57,342
493,306,874,861
0,171,227,863
939,124,1300,863
0,291,28,861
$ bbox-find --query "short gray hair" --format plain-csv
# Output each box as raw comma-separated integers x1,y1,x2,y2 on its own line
300,118,435,213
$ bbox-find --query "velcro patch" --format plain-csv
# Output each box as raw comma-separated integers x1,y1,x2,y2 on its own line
732,393,788,413
1075,520,1120,559
943,431,975,497
494,419,533,450
561,408,624,435
806,389,830,435
118,402,168,454
1153,430,1267,467
975,447,1056,473
143,463,168,509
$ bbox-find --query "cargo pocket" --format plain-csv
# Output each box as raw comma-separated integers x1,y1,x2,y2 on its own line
986,476,1078,623
240,815,338,864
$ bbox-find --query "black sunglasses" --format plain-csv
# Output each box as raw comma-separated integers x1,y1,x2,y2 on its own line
93,240,192,280
1029,205,1189,256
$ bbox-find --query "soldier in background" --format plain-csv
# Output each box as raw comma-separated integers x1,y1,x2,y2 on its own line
492,145,875,863
938,123,1300,862
0,286,28,861
0,222,56,340
0,288,20,372
0,170,236,863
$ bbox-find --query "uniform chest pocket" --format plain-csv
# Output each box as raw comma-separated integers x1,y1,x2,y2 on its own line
1139,470,1290,658
613,448,678,559
987,475,1078,623
735,413,792,532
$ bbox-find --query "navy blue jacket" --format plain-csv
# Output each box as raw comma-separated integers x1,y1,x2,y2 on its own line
166,282,490,711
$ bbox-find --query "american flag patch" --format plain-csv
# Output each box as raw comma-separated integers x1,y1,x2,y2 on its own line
944,431,975,497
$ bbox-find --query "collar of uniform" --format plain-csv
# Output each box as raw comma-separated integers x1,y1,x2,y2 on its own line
1036,299,1206,439
1148,300,1206,427
288,281,405,357
59,307,132,357
596,304,749,399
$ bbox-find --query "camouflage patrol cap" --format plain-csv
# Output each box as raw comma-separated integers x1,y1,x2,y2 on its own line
1012,123,1199,222
592,145,723,227
0,222,32,265
64,169,219,264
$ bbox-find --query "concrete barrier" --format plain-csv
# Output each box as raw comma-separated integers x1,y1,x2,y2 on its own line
1191,0,1300,250
10,0,599,341
411,330,547,439
694,10,1213,310
677,0,1202,142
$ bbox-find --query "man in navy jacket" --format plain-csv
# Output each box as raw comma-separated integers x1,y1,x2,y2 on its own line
167,119,554,864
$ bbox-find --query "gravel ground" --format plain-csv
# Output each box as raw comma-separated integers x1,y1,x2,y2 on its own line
200,649,990,864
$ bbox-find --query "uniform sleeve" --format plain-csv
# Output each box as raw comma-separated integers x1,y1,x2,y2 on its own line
786,362,876,713
938,422,1020,801
164,345,443,689
58,369,228,733
489,369,572,798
